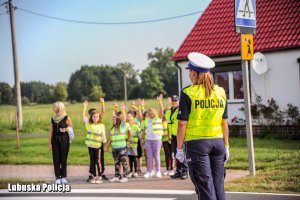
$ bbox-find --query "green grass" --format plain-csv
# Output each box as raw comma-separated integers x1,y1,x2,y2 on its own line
225,138,300,193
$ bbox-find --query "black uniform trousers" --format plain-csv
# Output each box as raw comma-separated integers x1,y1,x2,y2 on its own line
186,138,226,200
171,135,188,175
51,134,70,179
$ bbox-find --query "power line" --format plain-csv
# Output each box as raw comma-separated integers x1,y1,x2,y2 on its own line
17,7,203,25
0,1,7,7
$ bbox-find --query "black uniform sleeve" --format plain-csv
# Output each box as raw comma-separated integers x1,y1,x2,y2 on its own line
222,101,228,119
177,90,192,121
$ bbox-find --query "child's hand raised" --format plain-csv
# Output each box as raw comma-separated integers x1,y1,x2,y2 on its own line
83,100,88,108
157,94,163,101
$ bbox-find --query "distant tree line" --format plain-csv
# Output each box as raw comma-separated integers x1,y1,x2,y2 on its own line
0,47,178,105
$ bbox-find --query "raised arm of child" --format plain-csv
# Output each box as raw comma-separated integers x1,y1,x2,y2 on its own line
100,98,105,116
120,104,127,124
157,94,164,119
137,98,144,121
83,100,88,119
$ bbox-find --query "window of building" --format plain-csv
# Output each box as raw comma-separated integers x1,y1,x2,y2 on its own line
214,72,229,98
212,63,244,101
233,71,244,99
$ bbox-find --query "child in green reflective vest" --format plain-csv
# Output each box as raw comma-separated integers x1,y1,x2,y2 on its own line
126,110,141,178
83,100,107,184
105,105,131,183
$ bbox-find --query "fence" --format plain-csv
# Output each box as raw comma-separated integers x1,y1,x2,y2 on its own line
229,125,300,139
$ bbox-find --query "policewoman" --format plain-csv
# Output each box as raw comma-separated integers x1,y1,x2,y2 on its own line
176,52,229,200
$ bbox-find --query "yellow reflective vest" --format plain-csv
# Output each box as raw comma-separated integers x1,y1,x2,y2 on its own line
165,107,179,136
85,123,105,148
162,121,168,142
183,85,226,141
143,117,163,136
110,123,130,149
129,124,140,148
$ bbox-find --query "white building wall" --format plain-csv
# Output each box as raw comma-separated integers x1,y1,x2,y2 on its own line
177,49,300,124
250,49,300,111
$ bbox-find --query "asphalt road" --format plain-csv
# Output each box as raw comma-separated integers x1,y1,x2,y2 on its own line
1,189,300,200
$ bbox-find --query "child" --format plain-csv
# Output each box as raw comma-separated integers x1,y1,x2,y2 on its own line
127,111,141,178
87,98,109,181
140,94,164,178
83,100,107,184
106,105,131,183
162,108,173,175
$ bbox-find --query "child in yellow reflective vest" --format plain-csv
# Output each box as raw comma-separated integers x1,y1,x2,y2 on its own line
105,105,131,183
83,100,107,184
126,111,141,178
140,94,164,178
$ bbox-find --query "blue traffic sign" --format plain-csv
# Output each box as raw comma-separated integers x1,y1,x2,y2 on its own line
235,0,256,34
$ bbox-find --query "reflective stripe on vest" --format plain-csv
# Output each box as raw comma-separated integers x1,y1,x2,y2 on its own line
162,121,168,142
85,123,104,148
129,124,140,148
183,85,226,141
110,123,129,149
144,117,163,135
165,108,178,136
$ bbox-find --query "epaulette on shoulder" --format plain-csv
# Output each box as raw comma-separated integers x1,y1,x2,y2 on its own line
181,85,192,92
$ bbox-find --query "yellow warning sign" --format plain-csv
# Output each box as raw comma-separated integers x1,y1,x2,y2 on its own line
241,34,254,60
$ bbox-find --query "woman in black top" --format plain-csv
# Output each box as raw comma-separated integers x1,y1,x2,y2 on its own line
49,101,73,184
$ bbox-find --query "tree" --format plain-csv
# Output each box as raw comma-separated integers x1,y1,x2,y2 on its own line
68,66,99,102
147,47,178,96
89,85,105,101
0,82,14,105
53,82,68,102
140,67,165,98
20,81,53,103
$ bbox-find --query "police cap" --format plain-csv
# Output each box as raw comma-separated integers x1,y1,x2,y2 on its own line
186,52,215,73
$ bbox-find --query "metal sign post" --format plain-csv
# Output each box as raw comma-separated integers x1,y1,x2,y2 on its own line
236,0,256,175
241,58,256,176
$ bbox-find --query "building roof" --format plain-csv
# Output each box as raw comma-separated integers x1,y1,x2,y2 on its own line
173,0,300,61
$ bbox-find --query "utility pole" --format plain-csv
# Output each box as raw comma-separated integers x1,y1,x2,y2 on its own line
8,0,23,130
122,71,127,106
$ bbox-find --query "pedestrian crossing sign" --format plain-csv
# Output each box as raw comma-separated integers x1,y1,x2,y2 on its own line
241,34,254,60
235,0,256,34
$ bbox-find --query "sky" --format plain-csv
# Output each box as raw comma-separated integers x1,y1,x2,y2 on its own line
0,0,211,86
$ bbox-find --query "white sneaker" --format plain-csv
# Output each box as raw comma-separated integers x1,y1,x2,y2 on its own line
168,170,175,176
151,170,155,176
133,172,138,178
127,172,133,178
155,172,162,178
163,171,169,176
55,179,61,184
61,178,68,184
143,172,152,178
119,177,128,183
89,177,97,184
95,176,103,184
109,177,120,183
